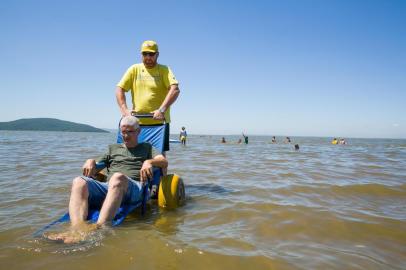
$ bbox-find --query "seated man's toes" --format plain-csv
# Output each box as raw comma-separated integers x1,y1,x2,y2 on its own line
43,224,99,244
44,231,69,242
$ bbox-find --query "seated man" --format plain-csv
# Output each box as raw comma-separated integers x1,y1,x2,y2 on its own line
47,115,167,243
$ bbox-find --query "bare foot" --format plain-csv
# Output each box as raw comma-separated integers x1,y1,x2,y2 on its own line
44,223,100,244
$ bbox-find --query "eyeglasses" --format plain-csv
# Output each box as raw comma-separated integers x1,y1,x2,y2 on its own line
142,52,157,57
121,130,137,135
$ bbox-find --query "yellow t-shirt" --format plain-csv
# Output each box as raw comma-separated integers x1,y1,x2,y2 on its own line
117,63,178,124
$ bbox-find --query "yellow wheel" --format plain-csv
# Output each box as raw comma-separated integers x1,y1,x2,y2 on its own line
158,174,185,209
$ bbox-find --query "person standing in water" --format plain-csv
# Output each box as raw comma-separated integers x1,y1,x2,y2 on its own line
115,40,180,153
179,127,187,145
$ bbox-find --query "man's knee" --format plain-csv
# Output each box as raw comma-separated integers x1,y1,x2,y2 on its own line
108,173,128,191
71,177,88,195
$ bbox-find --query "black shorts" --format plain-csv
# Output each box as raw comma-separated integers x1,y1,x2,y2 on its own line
164,123,170,152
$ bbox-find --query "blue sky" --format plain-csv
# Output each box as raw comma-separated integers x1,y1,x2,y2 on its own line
1,0,405,138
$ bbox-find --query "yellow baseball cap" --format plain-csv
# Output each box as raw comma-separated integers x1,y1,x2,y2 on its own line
141,40,159,53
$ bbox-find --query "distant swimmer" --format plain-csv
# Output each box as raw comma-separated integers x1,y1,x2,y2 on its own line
339,138,347,145
294,144,300,151
331,138,338,145
221,137,226,143
284,137,291,143
242,133,249,144
179,126,187,145
237,138,242,144
271,136,276,143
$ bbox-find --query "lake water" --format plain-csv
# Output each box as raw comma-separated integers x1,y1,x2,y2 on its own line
0,131,405,269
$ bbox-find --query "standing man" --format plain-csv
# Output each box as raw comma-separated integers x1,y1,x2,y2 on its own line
116,40,180,152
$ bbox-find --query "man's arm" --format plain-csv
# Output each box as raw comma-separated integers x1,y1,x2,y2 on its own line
140,154,168,182
152,84,180,120
82,159,104,177
115,86,131,117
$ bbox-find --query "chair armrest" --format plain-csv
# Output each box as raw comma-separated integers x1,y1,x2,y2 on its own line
95,162,107,170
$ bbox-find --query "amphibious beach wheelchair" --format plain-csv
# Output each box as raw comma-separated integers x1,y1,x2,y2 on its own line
35,115,185,236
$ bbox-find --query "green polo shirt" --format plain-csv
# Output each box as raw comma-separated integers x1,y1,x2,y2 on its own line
97,143,158,181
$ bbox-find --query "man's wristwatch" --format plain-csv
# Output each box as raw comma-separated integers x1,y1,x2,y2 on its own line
159,107,166,114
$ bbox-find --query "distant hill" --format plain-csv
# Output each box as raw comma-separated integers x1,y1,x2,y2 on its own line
0,118,109,133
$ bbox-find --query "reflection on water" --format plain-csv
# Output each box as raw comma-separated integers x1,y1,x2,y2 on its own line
0,131,405,269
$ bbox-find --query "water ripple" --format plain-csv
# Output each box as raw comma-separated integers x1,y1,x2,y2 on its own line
1,132,405,269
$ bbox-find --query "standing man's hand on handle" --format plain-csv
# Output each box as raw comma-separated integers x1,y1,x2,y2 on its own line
151,109,165,121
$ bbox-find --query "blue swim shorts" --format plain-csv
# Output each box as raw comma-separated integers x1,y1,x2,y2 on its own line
80,176,144,209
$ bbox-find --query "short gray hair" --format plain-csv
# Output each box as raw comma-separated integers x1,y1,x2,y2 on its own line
120,116,140,129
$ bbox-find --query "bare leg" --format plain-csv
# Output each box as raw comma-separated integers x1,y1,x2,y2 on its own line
69,177,89,226
97,173,129,225
45,177,91,243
